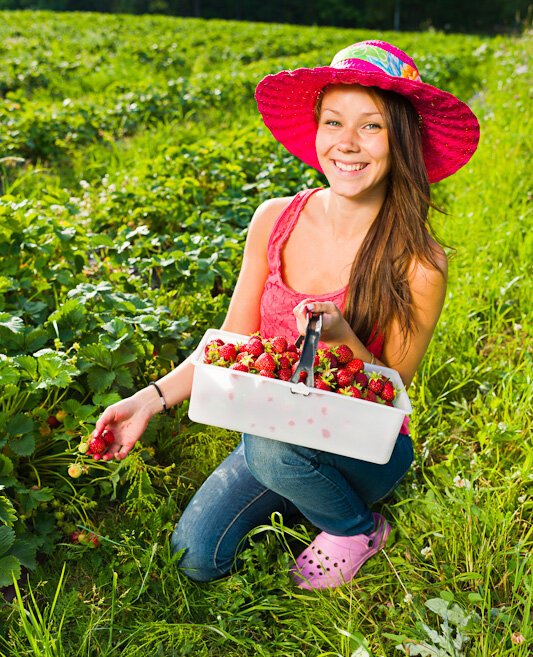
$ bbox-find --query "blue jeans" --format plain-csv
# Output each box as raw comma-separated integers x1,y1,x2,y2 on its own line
171,433,413,582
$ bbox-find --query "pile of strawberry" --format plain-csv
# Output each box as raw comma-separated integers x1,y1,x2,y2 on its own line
204,334,398,406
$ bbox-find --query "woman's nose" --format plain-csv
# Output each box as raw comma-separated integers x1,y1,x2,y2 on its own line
336,127,360,151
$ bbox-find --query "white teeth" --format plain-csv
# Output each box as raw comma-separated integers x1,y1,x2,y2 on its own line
334,161,367,172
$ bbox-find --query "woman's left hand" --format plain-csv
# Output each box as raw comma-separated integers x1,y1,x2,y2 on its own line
293,299,353,345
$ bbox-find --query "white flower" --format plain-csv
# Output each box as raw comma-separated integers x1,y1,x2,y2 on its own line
453,475,471,490
421,546,432,559
80,180,90,190
403,593,413,603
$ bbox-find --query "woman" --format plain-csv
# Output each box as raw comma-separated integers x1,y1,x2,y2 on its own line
93,41,479,590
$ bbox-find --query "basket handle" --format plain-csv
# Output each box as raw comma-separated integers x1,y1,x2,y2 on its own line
290,311,323,388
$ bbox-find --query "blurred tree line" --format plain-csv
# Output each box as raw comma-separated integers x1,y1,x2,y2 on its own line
0,0,530,32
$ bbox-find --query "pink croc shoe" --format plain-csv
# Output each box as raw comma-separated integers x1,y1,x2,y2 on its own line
290,512,391,590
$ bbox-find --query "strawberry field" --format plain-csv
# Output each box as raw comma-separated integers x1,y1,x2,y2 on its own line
0,10,531,656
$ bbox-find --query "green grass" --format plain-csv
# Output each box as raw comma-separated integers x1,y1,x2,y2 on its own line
0,12,531,657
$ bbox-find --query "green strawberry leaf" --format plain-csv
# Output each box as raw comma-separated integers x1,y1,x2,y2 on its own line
0,313,24,334
0,492,17,526
87,367,116,393
8,433,36,456
8,539,37,569
0,555,21,588
0,457,13,478
0,525,16,556
6,414,34,437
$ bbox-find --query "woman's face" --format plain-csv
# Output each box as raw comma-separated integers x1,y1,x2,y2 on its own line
315,85,391,202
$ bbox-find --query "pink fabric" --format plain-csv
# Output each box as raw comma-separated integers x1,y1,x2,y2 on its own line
258,188,410,435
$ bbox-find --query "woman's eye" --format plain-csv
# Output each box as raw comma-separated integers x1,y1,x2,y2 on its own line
324,120,341,126
364,123,382,130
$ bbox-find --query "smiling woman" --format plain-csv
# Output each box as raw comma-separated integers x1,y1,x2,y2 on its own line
94,39,480,592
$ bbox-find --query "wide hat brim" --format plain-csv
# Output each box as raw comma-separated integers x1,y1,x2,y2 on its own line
255,65,480,184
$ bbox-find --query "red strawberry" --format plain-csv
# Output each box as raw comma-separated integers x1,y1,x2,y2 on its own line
291,363,308,382
321,350,338,369
102,431,115,446
246,340,264,357
238,342,249,353
259,370,276,378
204,339,224,356
283,351,298,365
220,343,237,362
256,352,277,372
70,531,81,544
380,381,396,402
46,415,60,429
314,378,331,391
271,336,288,354
368,373,384,394
89,437,106,454
278,355,291,369
334,344,354,365
354,372,368,388
335,368,354,388
287,343,298,353
278,368,292,381
230,363,248,372
347,358,364,374
349,386,364,399
364,390,378,403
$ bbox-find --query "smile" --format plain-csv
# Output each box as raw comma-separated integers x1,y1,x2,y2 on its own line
333,160,368,172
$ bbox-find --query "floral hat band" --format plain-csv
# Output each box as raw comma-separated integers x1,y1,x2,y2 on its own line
330,42,422,82
255,40,480,183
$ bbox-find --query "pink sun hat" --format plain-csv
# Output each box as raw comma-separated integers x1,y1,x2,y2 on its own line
255,40,480,183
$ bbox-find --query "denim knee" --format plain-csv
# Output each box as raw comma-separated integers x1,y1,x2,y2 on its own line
243,433,306,490
171,518,221,583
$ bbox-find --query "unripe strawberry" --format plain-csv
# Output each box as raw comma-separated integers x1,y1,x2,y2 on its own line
68,463,83,478
78,441,89,454
39,424,51,437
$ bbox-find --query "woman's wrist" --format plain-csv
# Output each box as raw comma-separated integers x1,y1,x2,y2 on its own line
133,384,167,419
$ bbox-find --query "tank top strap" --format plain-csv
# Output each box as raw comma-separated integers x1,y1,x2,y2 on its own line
266,188,322,271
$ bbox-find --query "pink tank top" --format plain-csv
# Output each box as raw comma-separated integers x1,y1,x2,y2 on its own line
259,188,410,435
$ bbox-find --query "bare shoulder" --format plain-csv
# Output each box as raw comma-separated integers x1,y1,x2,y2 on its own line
246,195,294,244
408,237,448,291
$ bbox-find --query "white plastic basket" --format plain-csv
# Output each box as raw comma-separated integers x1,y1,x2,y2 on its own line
188,329,412,464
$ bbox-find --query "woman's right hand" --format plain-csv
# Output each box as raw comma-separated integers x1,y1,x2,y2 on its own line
91,392,155,461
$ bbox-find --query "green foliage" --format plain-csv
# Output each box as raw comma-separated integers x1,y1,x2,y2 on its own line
0,11,531,657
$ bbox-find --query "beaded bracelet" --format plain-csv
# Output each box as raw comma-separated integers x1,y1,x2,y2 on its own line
149,381,168,415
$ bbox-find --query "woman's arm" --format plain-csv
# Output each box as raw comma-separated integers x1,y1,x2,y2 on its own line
95,196,291,459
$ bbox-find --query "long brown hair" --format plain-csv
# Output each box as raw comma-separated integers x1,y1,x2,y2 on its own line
316,84,448,354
